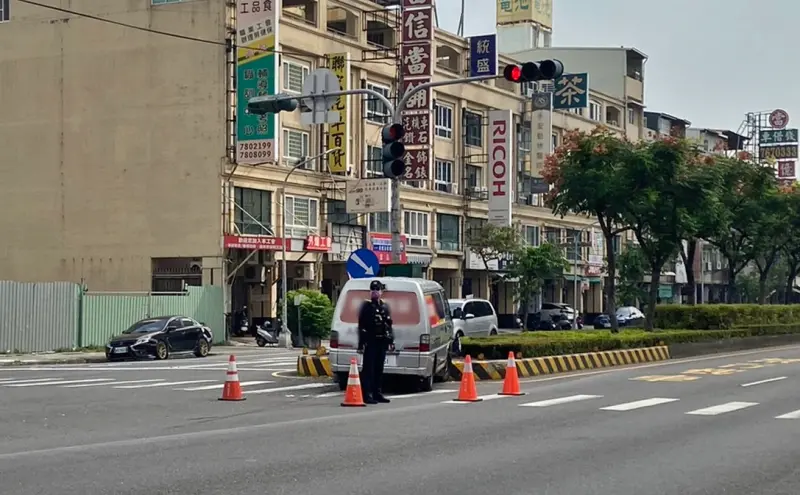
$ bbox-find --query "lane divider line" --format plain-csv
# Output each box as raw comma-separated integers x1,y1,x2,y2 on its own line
741,376,787,387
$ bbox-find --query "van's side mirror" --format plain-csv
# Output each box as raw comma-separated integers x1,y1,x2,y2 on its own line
464,313,475,320
452,308,463,319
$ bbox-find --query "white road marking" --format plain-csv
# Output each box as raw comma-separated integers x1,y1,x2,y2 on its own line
177,381,273,391
64,379,165,388
113,380,216,389
6,378,114,387
0,377,64,385
388,389,456,400
245,383,330,394
601,397,679,411
519,394,603,408
686,401,758,416
775,409,800,419
741,376,787,387
315,391,343,398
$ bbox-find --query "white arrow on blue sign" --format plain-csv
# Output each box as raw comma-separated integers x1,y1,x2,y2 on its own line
346,248,381,279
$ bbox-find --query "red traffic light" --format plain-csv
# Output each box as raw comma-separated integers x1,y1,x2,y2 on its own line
503,64,522,82
382,123,405,142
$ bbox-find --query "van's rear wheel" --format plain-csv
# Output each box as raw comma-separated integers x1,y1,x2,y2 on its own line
434,353,451,383
336,372,348,391
420,357,435,392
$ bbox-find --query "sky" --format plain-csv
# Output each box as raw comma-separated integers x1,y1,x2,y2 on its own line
433,0,797,132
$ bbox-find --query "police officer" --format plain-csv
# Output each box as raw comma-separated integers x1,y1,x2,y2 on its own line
358,280,394,404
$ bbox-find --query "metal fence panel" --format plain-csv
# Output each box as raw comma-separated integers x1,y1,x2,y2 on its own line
80,286,225,346
0,281,81,353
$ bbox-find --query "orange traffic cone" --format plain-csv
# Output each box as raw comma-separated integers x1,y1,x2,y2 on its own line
219,355,246,401
454,355,482,402
499,351,526,396
341,357,366,407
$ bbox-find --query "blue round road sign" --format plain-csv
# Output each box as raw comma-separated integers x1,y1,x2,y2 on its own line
346,248,381,279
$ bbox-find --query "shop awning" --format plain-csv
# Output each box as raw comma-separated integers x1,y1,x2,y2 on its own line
407,253,433,265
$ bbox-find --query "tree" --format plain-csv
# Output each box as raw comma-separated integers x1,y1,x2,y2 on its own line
616,244,648,307
543,127,634,331
703,155,777,302
506,242,569,329
280,289,334,342
466,223,521,270
779,183,800,303
619,137,709,329
748,188,790,303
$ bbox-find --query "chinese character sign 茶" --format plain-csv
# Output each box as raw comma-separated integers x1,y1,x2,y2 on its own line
236,0,278,164
326,53,350,173
552,73,589,110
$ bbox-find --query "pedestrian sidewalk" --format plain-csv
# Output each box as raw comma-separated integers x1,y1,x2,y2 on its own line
0,344,290,367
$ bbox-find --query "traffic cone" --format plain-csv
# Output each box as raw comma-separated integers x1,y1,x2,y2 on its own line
454,355,482,402
499,351,526,396
218,355,246,401
341,357,366,407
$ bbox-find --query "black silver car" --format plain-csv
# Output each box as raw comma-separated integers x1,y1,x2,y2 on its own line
106,316,213,361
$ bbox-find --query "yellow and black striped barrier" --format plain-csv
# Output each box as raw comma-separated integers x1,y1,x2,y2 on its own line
297,355,333,377
449,346,670,381
296,346,670,379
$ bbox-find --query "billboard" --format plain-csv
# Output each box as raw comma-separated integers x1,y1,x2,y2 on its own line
497,0,552,29
488,109,514,226
326,53,350,173
235,0,279,164
400,0,434,182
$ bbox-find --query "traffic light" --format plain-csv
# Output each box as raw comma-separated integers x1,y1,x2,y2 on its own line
247,94,299,115
381,123,406,179
503,60,564,83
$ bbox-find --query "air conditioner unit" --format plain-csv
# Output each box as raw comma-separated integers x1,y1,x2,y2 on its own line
478,186,488,193
296,264,315,280
705,261,713,271
450,184,458,195
188,261,202,274
243,265,267,284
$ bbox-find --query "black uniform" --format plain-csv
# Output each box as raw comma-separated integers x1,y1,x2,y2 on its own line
358,291,394,404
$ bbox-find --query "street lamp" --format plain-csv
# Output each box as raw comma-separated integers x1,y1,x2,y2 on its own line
280,148,340,348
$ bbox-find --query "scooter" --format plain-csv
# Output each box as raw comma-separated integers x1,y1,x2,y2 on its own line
255,322,280,347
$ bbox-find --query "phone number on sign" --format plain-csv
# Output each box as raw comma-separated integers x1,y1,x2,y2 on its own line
238,141,273,161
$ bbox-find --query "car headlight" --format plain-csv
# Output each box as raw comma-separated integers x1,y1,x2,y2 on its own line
135,336,152,345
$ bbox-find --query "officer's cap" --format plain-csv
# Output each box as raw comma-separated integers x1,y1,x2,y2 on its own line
370,280,385,291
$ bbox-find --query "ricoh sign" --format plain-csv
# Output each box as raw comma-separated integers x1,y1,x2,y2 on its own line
487,109,514,226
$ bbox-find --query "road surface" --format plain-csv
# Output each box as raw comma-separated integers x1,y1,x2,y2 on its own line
2,345,800,494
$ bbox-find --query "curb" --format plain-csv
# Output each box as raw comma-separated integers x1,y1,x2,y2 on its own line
449,346,670,381
297,355,333,377
0,355,108,366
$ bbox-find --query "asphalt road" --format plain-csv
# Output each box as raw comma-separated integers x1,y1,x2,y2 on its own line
3,346,800,494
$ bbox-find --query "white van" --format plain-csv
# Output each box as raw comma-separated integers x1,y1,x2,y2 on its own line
329,277,453,392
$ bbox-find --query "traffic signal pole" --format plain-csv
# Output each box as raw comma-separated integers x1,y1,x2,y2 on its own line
248,74,501,263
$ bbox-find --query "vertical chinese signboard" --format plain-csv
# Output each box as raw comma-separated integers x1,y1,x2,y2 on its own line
236,0,279,164
400,0,434,183
326,53,351,173
531,92,553,172
468,34,498,78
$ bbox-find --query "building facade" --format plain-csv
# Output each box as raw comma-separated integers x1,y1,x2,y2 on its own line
0,0,646,325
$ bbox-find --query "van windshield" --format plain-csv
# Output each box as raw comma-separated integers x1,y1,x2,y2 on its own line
339,290,421,326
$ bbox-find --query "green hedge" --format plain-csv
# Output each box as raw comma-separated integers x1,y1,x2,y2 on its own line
653,304,800,330
461,324,800,360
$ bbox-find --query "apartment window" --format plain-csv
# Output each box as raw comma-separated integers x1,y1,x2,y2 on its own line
282,129,310,163
403,210,429,247
466,165,483,190
234,187,272,235
1,0,8,22
612,234,621,254
589,101,602,122
364,145,382,177
282,61,310,93
524,225,540,247
327,199,358,226
544,227,560,245
520,81,536,97
564,229,580,260
365,83,391,124
434,159,454,193
627,107,635,125
435,103,454,139
284,196,318,238
368,212,390,233
551,133,558,151
437,213,460,251
518,121,531,152
569,107,584,117
464,111,483,147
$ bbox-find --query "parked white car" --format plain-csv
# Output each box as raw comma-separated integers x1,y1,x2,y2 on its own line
540,302,577,322
448,298,499,354
616,306,645,326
